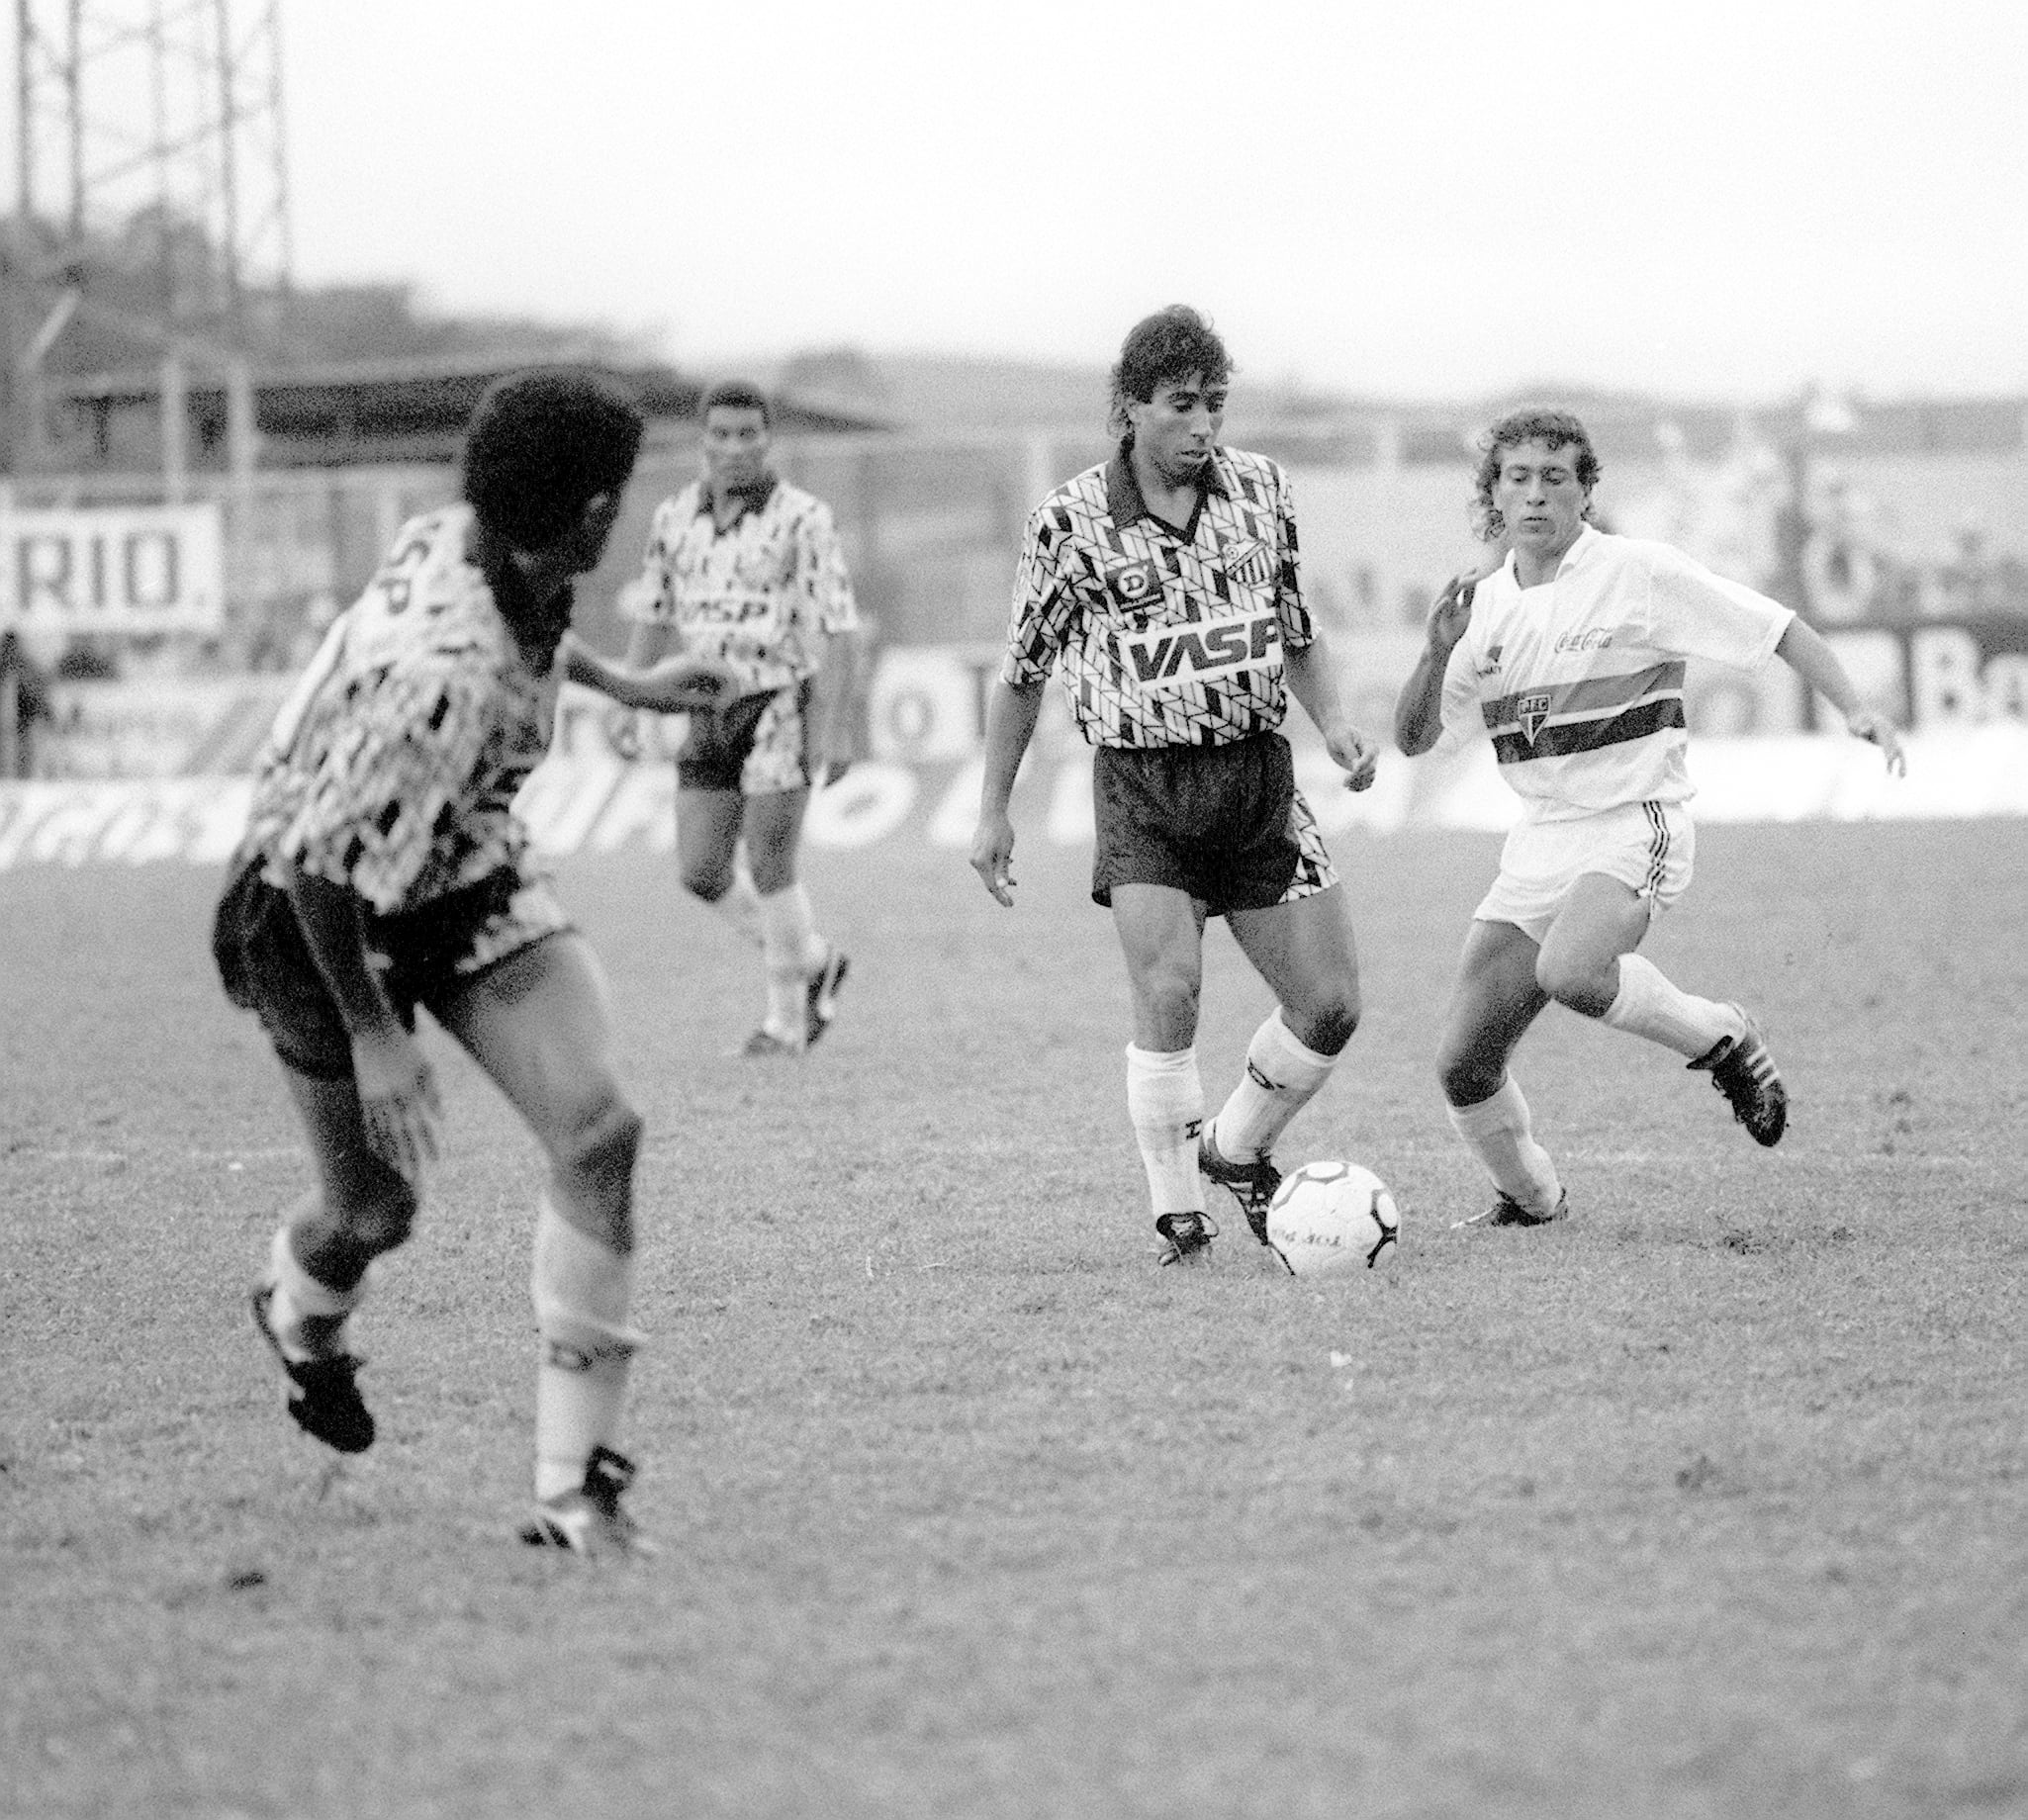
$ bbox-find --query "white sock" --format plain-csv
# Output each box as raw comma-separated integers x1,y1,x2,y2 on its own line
267,1226,363,1363
1212,1010,1337,1160
1447,1077,1562,1217
709,849,764,949
756,886,811,1043
1601,953,1742,1061
531,1198,640,1502
758,883,826,1040
1125,1045,1205,1221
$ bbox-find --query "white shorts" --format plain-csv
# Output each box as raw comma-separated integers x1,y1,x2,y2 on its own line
1474,799,1695,946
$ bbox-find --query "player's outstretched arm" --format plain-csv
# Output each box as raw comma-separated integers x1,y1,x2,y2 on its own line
1775,618,1908,775
970,677,1046,906
1394,574,1477,757
1283,632,1378,790
278,861,442,1181
560,632,734,713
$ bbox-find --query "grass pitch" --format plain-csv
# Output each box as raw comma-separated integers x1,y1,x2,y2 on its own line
3,817,2025,1819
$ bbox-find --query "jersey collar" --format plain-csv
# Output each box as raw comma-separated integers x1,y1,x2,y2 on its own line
1502,520,1604,586
1104,445,1231,532
696,471,780,521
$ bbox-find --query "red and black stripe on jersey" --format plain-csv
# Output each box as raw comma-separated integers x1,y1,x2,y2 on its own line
1482,661,1688,765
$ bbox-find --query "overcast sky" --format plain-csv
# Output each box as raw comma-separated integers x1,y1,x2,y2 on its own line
60,0,2028,402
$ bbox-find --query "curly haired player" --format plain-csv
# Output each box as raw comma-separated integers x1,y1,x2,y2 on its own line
1394,407,1904,1228
214,368,728,1553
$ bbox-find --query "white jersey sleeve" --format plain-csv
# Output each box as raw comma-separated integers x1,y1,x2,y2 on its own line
1432,610,1489,754
1641,542,1793,671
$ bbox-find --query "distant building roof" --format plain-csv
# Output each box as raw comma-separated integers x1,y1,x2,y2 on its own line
45,351,886,471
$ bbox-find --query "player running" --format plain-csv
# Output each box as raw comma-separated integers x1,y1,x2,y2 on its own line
213,369,729,1554
621,380,862,1056
1393,408,1906,1228
969,306,1380,1267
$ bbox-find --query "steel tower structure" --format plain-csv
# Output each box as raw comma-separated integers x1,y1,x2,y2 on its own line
6,0,292,471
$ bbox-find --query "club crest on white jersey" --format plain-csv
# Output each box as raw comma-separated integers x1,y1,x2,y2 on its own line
1516,691,1554,744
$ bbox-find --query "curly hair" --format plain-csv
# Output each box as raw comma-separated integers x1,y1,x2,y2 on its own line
1107,306,1232,446
1470,408,1602,542
462,367,644,550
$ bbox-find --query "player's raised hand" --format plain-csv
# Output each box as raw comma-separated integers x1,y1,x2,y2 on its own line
351,1027,442,1183
969,812,1019,907
1846,708,1907,777
1424,572,1480,650
1328,723,1381,791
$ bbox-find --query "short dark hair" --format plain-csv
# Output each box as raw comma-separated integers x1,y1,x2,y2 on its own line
1472,408,1603,541
700,378,773,428
462,368,644,549
1108,306,1232,444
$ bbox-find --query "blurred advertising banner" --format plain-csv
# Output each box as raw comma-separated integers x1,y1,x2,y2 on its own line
1826,618,2028,729
22,624,2028,797
42,677,292,777
849,637,1811,753
1,503,225,635
4,726,2023,870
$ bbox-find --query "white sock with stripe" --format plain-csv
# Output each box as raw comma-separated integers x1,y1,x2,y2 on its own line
1600,953,1741,1061
531,1199,640,1502
1211,1010,1337,1160
1446,1077,1562,1217
1125,1045,1206,1221
267,1226,364,1363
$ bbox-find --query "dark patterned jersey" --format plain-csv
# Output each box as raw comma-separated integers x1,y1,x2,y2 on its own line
619,474,859,696
237,504,564,914
1004,447,1313,749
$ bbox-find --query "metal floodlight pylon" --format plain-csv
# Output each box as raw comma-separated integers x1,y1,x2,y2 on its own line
7,0,292,474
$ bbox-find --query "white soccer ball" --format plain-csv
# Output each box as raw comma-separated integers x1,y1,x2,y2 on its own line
1265,1160,1401,1276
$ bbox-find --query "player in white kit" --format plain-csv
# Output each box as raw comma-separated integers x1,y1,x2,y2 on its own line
1393,409,1904,1228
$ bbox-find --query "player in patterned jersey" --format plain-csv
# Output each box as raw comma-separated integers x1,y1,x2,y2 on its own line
212,369,730,1554
969,307,1380,1268
1393,408,1905,1228
621,379,863,1056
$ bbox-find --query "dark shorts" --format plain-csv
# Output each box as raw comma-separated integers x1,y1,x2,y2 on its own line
677,681,814,793
1091,732,1310,916
211,860,568,1080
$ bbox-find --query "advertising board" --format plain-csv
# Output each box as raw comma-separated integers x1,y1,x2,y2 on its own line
0,503,226,636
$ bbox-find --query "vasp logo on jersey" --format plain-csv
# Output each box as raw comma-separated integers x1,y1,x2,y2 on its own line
1220,536,1276,589
1517,691,1554,744
1105,559,1163,609
1118,610,1281,693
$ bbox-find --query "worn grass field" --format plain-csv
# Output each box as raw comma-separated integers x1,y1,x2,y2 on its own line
3,813,2025,1820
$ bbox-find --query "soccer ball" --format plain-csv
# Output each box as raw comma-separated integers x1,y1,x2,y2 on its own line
1264,1160,1400,1276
